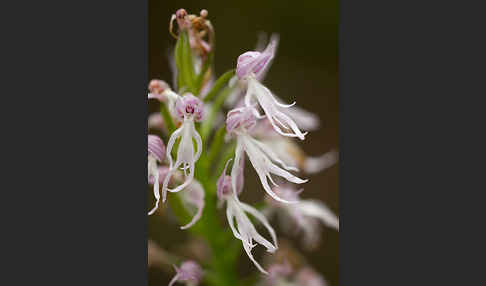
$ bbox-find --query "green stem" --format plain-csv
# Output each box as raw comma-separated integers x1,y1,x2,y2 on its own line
207,127,226,166
168,150,240,286
200,85,235,141
160,104,176,134
195,153,241,286
203,70,235,103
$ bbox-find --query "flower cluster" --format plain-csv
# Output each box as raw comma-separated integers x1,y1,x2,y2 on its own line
148,8,339,285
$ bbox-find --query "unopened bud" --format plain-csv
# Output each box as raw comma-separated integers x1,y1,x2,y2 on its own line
148,79,169,95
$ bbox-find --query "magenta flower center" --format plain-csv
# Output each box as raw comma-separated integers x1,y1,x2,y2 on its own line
186,105,195,114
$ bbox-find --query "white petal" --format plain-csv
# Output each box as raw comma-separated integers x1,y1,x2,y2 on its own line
298,200,339,230
248,79,306,140
180,181,205,230
165,126,183,169
167,163,194,193
242,136,304,203
251,137,299,172
286,105,320,131
242,239,268,274
191,122,203,162
303,150,338,174
240,202,278,250
226,204,243,241
231,141,245,199
161,166,176,202
163,120,202,197
148,158,161,215
268,161,308,185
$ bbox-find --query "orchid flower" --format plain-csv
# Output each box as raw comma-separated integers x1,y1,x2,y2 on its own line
148,135,166,215
226,34,319,133
149,166,204,229
249,119,338,174
265,185,339,247
226,107,307,203
161,93,203,202
178,180,205,229
148,79,180,118
235,37,307,140
168,260,203,286
217,160,278,274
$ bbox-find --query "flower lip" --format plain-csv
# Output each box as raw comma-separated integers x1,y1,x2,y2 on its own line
175,93,204,121
148,135,165,162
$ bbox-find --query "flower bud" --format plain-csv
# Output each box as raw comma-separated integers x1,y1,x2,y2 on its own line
148,135,165,162
175,9,190,30
236,37,277,80
169,260,202,286
226,107,257,133
148,79,169,95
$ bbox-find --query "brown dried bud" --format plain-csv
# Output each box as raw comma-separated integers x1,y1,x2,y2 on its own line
200,9,208,18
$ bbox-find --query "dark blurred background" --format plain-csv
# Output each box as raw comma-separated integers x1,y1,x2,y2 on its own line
149,0,338,285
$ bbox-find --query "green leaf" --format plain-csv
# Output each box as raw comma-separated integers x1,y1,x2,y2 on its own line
194,51,214,93
160,103,176,134
200,84,234,141
207,126,226,167
211,142,236,182
174,31,196,93
203,69,235,103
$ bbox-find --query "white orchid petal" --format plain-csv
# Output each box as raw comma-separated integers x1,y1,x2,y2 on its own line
242,240,268,274
226,206,243,240
286,105,320,131
191,122,203,162
246,79,306,140
167,163,194,193
225,196,276,274
161,166,175,202
163,119,202,198
231,142,245,199
251,137,299,172
165,126,183,168
268,162,308,184
180,181,205,230
299,200,339,230
303,150,339,174
240,202,278,249
273,100,296,109
258,173,296,204
240,135,305,203
148,157,161,215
